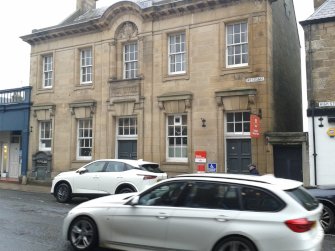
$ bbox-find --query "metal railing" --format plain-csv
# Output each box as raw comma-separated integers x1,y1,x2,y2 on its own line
0,86,31,105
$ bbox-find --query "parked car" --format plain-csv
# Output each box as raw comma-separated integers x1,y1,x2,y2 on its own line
306,185,335,233
63,173,324,251
51,159,167,203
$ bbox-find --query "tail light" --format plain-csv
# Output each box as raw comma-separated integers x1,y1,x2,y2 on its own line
137,174,157,180
285,218,316,233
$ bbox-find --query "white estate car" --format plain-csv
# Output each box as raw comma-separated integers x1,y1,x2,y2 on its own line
51,159,167,203
63,173,324,251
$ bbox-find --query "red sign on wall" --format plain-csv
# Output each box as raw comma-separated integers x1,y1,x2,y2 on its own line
197,164,206,173
195,150,206,163
250,114,261,138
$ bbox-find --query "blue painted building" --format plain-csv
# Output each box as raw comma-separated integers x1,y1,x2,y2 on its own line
0,87,31,183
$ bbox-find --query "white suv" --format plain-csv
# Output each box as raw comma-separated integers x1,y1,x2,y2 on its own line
63,173,324,251
51,159,167,203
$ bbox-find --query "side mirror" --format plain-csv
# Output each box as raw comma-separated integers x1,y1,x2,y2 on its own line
129,195,139,206
76,167,87,174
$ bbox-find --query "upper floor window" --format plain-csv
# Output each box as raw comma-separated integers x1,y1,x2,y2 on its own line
39,121,52,151
77,119,93,160
124,43,138,79
226,22,248,67
226,111,250,134
80,48,92,84
167,114,188,162
168,33,186,74
43,55,53,88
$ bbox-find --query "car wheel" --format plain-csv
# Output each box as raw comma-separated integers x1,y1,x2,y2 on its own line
214,236,256,251
69,216,98,251
320,204,334,234
55,183,71,203
117,186,136,194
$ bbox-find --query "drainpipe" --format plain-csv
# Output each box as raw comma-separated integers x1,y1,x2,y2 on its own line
21,87,32,185
311,100,317,185
308,24,317,185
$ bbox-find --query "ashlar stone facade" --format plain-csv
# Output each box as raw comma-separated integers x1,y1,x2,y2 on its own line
22,0,304,182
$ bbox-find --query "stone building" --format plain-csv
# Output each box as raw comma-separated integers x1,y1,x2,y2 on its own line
300,0,335,185
21,0,305,183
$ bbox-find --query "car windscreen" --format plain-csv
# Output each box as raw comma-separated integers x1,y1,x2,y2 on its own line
140,164,164,173
286,186,319,211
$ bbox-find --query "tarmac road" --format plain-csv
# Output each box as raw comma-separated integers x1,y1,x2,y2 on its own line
0,181,334,251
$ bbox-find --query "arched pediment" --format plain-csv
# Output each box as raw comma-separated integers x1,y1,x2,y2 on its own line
115,21,138,40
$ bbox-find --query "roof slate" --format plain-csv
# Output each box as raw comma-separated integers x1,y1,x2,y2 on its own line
63,6,109,25
306,0,335,22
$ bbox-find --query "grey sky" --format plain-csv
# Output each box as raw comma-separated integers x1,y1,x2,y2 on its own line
0,0,314,93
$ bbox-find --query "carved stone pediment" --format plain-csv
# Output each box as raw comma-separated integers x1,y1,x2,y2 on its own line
32,103,55,120
157,91,193,112
69,100,96,118
116,22,138,40
215,88,257,110
109,79,141,104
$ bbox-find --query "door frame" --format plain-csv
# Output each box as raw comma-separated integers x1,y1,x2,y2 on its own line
224,111,251,174
8,143,21,178
1,143,9,176
115,117,138,159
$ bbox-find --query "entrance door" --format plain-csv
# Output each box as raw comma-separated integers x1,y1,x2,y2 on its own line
226,139,251,174
273,145,302,181
118,140,137,160
1,144,9,176
8,143,20,178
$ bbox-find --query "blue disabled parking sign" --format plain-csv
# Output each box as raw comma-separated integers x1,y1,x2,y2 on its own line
207,163,217,173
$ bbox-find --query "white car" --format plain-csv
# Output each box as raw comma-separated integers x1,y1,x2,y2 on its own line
62,173,324,251
51,159,167,203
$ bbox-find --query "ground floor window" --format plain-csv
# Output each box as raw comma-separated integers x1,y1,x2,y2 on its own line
39,121,52,151
77,119,92,160
167,114,188,162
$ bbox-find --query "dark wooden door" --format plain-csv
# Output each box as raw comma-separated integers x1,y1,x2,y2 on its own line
226,139,251,174
274,145,302,181
118,140,137,160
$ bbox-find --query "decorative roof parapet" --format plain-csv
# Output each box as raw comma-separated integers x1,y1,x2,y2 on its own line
21,0,278,45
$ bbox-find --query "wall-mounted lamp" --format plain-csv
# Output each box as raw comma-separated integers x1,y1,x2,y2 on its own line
318,117,324,128
30,126,33,132
258,108,262,119
201,118,206,128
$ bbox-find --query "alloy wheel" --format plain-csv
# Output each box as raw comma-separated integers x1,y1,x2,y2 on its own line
70,217,97,251
320,205,334,233
215,237,256,251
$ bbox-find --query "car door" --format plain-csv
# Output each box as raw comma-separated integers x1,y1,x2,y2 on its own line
73,161,106,194
98,161,128,194
165,182,242,251
108,181,188,250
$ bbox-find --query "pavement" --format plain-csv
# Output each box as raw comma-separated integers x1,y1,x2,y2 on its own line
0,180,50,194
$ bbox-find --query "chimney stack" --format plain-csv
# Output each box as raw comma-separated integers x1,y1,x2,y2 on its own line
314,0,326,10
77,0,97,11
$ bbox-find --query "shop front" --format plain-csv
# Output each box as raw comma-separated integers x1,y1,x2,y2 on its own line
0,87,31,183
